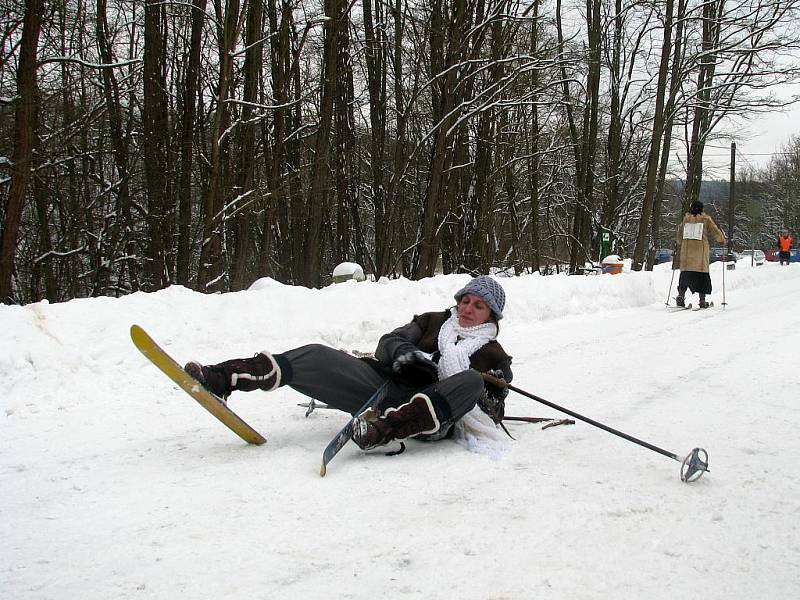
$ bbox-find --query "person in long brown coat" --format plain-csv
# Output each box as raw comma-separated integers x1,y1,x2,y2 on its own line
674,200,726,308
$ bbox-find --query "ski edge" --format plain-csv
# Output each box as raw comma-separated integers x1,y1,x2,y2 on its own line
320,383,388,477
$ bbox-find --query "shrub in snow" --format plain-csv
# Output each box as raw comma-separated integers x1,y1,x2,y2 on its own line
601,254,623,265
332,262,366,283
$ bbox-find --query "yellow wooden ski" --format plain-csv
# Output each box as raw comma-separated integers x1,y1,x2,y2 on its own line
130,324,266,445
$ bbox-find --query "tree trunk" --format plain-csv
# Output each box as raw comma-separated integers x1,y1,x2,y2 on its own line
651,0,688,257
555,0,586,271
526,0,542,273
333,13,359,268
416,0,473,277
231,0,264,291
303,0,342,287
96,0,140,293
631,0,675,271
263,0,288,280
176,0,207,287
143,0,171,289
197,0,242,291
570,0,601,271
0,0,43,302
602,0,623,244
382,0,411,277
683,0,722,208
362,0,387,277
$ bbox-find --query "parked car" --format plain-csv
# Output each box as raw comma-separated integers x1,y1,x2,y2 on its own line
654,248,673,264
766,248,800,262
738,249,765,266
709,247,739,263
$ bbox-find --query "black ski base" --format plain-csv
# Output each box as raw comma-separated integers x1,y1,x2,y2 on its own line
320,382,388,477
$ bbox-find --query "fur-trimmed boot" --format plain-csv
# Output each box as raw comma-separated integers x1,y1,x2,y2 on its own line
351,393,442,450
184,352,281,399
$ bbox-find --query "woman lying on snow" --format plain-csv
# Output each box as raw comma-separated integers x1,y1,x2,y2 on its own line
185,275,513,453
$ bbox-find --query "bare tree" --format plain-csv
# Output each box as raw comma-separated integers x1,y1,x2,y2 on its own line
176,0,207,286
416,0,479,277
230,0,264,291
197,0,244,291
0,0,43,302
554,0,601,272
302,0,344,287
142,0,171,288
631,0,676,270
680,0,800,209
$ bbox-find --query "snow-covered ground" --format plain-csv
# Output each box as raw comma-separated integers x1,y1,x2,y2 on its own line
3,260,799,599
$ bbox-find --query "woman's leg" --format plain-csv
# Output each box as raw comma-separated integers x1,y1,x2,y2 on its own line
354,369,485,449
275,344,386,414
425,369,485,422
188,343,386,414
676,272,689,305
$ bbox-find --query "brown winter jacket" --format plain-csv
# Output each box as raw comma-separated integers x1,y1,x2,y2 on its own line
374,309,513,382
675,212,726,273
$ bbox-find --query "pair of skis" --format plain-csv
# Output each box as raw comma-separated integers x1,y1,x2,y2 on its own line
130,325,378,476
666,301,715,312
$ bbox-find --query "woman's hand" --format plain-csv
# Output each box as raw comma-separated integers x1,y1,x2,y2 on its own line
392,350,438,386
478,370,509,424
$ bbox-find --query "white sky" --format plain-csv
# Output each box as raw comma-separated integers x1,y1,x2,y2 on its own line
675,82,800,178
3,262,800,598
710,105,800,174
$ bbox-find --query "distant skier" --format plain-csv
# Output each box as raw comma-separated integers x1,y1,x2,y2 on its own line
184,275,512,452
674,201,726,309
778,231,793,265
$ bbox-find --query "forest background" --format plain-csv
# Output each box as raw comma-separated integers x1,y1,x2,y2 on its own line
2,0,800,305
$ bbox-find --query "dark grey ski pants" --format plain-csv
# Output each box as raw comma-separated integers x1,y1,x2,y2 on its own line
274,343,483,420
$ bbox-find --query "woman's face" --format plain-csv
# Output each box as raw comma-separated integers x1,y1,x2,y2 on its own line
457,293,493,327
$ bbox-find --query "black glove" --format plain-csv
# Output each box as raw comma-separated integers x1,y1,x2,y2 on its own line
392,350,438,387
478,369,509,424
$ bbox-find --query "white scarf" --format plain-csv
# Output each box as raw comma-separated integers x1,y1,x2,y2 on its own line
437,309,510,459
436,308,497,380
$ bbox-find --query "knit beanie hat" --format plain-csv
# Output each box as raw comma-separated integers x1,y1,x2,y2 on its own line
453,275,506,320
690,200,704,215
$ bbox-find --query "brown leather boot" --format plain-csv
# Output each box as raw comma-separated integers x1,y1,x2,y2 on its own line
185,352,281,399
352,393,441,450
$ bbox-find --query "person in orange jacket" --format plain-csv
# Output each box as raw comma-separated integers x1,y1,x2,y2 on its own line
778,231,793,265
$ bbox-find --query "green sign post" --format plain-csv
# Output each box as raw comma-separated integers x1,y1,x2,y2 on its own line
600,227,611,260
